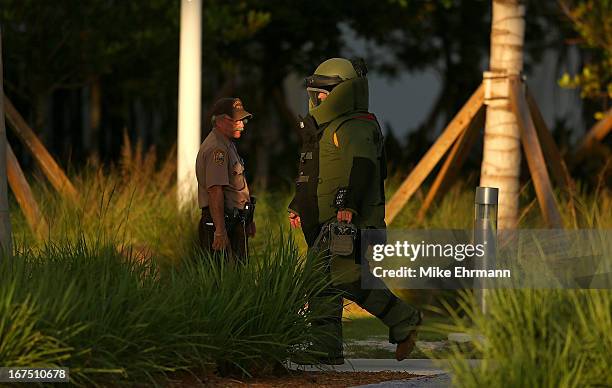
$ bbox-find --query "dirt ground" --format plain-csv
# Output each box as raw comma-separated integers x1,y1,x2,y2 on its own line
170,371,419,387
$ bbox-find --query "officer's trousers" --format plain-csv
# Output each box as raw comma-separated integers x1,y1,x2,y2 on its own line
199,208,248,263
309,258,421,359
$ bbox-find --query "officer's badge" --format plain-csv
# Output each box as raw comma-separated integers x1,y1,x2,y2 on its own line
213,149,225,165
233,99,243,110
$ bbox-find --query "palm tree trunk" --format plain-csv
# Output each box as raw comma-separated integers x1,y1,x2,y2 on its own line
0,26,13,256
480,0,525,229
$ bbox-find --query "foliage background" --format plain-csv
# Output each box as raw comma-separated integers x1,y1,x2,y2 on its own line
1,0,609,190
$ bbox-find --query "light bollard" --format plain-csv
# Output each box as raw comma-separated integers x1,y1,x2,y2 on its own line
474,186,498,314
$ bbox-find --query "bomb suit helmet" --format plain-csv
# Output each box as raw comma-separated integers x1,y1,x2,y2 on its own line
305,58,369,124
306,58,358,106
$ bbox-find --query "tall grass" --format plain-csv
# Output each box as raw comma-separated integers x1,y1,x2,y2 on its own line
0,234,331,386
424,184,612,388
13,135,305,262
385,171,612,229
12,136,610,254
1,137,338,384
431,289,612,387
386,172,611,387
6,136,612,386
15,136,195,264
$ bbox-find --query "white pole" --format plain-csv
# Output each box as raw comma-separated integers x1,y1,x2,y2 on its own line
0,25,13,256
177,0,202,207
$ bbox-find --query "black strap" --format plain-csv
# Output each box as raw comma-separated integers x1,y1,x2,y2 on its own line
374,295,398,320
354,288,372,306
315,314,342,326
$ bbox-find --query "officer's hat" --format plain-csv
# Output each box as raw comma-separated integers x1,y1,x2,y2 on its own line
211,98,253,121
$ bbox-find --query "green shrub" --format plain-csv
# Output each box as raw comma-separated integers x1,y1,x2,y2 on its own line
0,234,331,386
433,289,612,388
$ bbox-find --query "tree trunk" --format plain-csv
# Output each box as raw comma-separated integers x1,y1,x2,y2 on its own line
80,81,102,158
134,97,148,147
90,80,102,156
151,104,162,149
0,26,13,256
81,85,91,153
480,0,525,229
33,90,52,145
254,95,274,190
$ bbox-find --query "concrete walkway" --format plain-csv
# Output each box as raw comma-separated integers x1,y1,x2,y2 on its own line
288,359,447,375
288,359,481,387
353,373,452,388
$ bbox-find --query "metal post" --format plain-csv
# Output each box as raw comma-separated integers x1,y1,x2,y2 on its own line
474,186,498,314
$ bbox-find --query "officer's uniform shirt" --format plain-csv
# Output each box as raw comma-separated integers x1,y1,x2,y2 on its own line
196,128,250,210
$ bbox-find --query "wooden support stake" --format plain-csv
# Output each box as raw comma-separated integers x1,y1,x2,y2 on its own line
575,107,612,159
386,83,485,225
0,28,13,255
509,77,562,228
526,86,576,226
6,143,48,238
417,106,484,221
3,95,78,202
525,86,573,191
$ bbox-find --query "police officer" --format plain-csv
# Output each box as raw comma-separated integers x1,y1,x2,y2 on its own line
196,97,256,262
288,58,421,363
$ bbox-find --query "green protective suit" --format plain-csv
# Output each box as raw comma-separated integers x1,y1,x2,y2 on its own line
289,60,384,248
289,58,421,361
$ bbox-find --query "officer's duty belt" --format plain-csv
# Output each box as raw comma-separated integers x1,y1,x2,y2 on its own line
201,204,255,227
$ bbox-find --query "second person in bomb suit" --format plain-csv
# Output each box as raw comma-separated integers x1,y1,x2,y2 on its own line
288,57,421,364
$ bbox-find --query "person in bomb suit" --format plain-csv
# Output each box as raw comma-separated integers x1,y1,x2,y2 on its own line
288,58,421,364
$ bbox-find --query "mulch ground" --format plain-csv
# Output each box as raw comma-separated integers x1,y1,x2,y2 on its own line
168,370,419,387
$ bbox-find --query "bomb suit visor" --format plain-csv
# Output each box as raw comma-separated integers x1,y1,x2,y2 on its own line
305,74,343,107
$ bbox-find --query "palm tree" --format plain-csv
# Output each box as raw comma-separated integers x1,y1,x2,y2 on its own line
480,0,526,229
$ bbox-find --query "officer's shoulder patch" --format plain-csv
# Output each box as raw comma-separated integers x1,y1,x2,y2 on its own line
212,149,226,165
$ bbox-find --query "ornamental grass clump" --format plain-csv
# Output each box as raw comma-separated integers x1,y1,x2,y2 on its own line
22,136,198,263
12,135,301,264
0,234,331,386
430,199,612,388
435,289,612,388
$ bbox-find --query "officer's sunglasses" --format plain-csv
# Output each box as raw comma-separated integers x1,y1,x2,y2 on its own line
222,115,248,124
